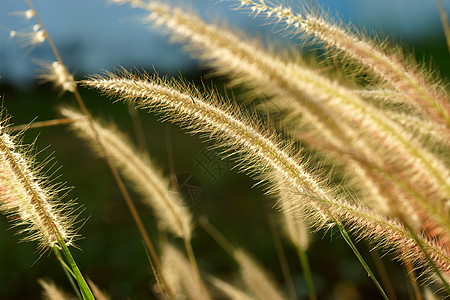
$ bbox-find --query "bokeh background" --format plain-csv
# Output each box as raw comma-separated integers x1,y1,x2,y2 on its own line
0,0,449,299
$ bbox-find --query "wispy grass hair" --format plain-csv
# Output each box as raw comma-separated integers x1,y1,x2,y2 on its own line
82,70,450,278
59,107,192,240
0,119,78,251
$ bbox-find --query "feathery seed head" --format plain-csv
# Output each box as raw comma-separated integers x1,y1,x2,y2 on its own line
0,125,78,250
94,0,450,281
237,0,450,129
81,71,330,207
39,279,76,300
60,107,192,240
11,25,47,47
83,69,450,283
37,61,76,93
162,243,211,300
234,249,286,300
10,9,35,20
209,277,253,300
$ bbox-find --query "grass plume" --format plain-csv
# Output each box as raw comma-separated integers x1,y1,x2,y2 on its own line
0,122,77,251
238,0,450,129
82,70,450,283
121,0,450,240
59,107,192,240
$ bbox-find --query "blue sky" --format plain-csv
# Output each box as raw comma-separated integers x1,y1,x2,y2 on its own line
0,0,448,85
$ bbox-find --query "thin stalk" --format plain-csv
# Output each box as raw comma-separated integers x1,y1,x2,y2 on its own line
296,248,316,300
11,118,77,132
368,248,398,300
53,247,83,300
183,238,210,300
199,216,235,257
336,221,389,300
437,0,450,54
266,212,297,300
143,243,167,300
399,216,450,295
404,259,423,300
128,105,148,151
57,235,94,300
24,1,173,297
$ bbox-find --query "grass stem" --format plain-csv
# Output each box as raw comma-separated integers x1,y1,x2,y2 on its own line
53,247,83,300
57,236,94,300
296,248,317,300
336,221,389,300
183,238,210,300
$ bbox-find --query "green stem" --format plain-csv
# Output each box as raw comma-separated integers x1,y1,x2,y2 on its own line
53,247,83,300
58,239,95,300
296,248,317,300
336,222,389,300
53,247,76,278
